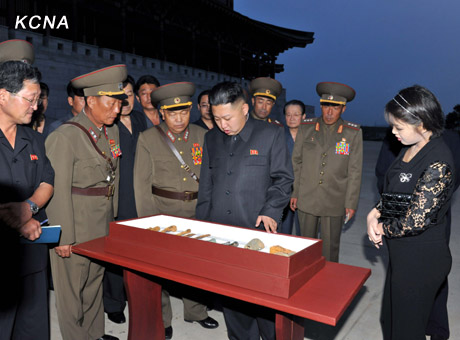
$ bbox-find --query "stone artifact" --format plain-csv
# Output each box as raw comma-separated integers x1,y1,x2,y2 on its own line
148,226,161,231
223,241,239,247
270,245,295,256
244,238,265,251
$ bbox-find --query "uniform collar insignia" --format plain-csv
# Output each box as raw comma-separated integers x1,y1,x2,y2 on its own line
88,127,98,143
167,130,176,143
315,122,320,132
337,125,343,133
183,128,189,141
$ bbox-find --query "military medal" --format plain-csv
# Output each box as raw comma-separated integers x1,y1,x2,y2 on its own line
88,127,98,143
336,138,350,155
110,142,122,158
191,143,202,165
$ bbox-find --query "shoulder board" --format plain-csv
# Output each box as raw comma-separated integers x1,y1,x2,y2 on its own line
300,118,317,125
269,119,283,127
343,120,361,130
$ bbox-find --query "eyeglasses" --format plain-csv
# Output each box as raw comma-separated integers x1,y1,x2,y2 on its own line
8,91,42,106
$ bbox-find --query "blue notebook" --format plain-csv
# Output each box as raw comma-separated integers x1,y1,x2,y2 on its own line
20,225,61,244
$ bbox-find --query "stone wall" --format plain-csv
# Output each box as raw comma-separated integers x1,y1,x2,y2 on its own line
2,25,289,123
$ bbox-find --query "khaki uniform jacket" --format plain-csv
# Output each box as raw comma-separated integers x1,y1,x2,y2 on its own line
45,112,120,245
292,117,363,216
134,123,206,218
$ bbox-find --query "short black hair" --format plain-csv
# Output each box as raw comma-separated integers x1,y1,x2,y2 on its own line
209,82,246,106
197,89,210,104
40,82,49,98
385,85,444,138
0,61,41,93
284,99,305,115
66,81,84,98
134,75,160,95
123,74,135,88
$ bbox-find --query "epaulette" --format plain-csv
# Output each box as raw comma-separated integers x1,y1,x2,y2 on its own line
343,120,361,131
300,118,316,125
267,118,283,127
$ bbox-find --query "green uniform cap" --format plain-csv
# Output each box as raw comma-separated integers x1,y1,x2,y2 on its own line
0,39,35,64
316,82,356,105
249,77,282,101
152,82,196,110
71,64,128,99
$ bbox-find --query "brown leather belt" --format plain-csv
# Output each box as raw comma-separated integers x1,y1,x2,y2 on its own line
152,186,198,201
72,185,115,198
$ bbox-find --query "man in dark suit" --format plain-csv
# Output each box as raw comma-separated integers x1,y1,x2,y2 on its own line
196,81,293,340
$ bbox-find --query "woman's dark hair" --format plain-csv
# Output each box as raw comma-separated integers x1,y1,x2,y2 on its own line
384,85,444,138
209,82,246,106
284,99,305,115
0,61,41,93
123,75,135,88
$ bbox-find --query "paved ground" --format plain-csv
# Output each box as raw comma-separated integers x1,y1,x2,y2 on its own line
50,141,460,340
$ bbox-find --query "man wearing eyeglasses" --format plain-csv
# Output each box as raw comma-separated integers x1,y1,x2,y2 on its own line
134,82,218,339
0,42,54,340
192,89,214,130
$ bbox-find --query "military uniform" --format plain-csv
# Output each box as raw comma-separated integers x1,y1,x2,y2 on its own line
46,65,126,340
134,82,212,333
292,82,363,262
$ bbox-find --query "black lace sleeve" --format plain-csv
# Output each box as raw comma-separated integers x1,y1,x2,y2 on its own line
381,161,453,238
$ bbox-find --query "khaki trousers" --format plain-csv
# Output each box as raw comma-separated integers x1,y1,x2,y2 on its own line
161,288,208,328
50,250,105,340
297,211,344,262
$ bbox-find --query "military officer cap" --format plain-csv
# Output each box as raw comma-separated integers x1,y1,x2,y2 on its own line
152,82,196,110
0,39,35,64
249,77,282,101
316,82,356,105
71,64,128,99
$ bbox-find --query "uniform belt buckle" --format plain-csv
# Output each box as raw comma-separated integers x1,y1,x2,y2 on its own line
183,191,193,201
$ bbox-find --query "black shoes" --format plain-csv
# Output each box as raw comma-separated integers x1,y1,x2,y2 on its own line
184,316,219,329
96,335,119,340
165,326,173,339
107,311,126,324
431,335,448,340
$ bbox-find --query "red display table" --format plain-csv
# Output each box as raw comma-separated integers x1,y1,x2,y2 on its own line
73,237,370,340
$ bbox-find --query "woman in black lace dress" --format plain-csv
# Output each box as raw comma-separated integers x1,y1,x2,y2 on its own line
367,85,456,340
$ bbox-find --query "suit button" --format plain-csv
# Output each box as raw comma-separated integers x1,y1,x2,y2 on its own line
183,178,187,181
227,210,232,214
12,158,17,163
178,138,182,141
322,162,326,166
179,151,183,155
320,171,324,175
225,190,230,195
229,152,234,157
181,165,184,168
322,153,327,157
319,180,323,184
227,170,232,175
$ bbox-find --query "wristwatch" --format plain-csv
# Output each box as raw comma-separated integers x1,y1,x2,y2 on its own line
26,199,39,215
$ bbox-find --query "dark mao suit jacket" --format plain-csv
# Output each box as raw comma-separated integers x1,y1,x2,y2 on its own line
196,118,293,229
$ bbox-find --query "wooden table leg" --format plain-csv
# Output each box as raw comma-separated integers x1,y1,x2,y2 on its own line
124,269,164,340
275,312,305,340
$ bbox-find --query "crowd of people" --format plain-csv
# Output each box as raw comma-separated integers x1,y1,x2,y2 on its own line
0,37,458,340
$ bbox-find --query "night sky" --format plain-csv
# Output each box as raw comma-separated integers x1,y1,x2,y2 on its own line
235,0,460,126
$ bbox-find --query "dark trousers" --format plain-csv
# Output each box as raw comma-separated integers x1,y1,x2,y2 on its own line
222,297,275,340
103,263,127,314
0,268,49,340
279,205,300,235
